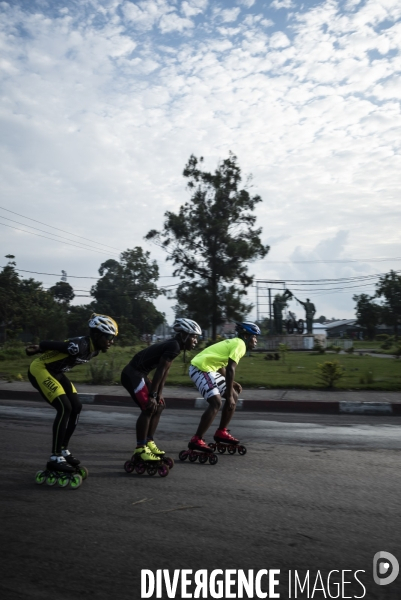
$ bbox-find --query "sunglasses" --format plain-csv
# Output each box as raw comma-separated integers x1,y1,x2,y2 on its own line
102,334,115,341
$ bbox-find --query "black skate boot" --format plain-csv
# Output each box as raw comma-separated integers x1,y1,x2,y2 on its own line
62,448,80,466
46,455,75,473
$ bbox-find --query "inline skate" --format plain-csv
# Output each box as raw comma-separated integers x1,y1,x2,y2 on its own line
124,446,170,477
179,436,218,465
208,428,247,455
34,456,83,489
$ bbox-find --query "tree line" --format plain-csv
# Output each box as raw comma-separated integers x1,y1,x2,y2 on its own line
353,271,401,339
1,153,268,343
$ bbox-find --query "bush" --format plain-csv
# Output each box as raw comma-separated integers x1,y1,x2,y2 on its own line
316,361,345,388
327,344,341,353
312,340,325,354
375,334,390,341
359,369,374,384
278,343,289,364
88,359,116,385
345,346,354,354
381,336,395,350
0,342,26,359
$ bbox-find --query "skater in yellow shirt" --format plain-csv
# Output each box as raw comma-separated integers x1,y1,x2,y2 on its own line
187,322,260,452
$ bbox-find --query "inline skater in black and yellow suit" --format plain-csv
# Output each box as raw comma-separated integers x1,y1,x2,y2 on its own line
26,314,118,474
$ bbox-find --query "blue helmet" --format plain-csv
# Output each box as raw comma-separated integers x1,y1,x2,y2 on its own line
235,322,261,336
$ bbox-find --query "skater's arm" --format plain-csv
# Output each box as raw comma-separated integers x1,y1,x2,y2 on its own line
39,340,71,353
225,359,237,410
149,357,173,403
25,341,69,356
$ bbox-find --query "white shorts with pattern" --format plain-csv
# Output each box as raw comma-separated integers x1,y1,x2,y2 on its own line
189,365,226,400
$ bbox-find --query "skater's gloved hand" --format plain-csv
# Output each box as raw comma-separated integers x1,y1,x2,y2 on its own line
233,382,242,394
25,345,40,356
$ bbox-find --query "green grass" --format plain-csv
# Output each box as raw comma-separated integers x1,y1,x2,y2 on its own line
350,341,382,349
1,343,401,390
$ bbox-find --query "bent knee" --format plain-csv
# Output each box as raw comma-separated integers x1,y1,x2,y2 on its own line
208,395,222,410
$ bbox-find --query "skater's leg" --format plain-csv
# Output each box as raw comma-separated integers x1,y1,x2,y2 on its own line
147,401,165,440
136,408,154,443
218,389,238,430
121,367,159,452
51,394,73,455
27,369,72,454
59,374,82,450
27,369,75,472
195,394,222,438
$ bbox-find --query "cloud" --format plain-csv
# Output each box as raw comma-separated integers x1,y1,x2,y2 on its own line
181,0,208,18
123,0,194,33
270,0,294,10
0,0,400,322
218,7,241,23
269,31,290,48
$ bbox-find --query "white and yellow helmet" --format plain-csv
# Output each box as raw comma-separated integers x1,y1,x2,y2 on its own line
88,313,118,336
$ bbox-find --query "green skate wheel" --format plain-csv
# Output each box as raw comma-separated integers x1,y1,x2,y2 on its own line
217,445,226,454
57,475,69,488
208,454,218,465
238,446,247,456
146,464,157,476
198,454,208,464
78,466,88,480
35,470,47,485
228,446,237,455
46,473,57,486
157,464,169,477
69,474,82,489
189,454,198,462
178,450,188,461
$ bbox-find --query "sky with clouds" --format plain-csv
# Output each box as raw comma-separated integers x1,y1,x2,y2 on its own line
1,0,400,324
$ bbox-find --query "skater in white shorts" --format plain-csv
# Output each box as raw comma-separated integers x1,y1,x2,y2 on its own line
187,322,260,452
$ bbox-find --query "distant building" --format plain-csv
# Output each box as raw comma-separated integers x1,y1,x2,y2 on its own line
325,319,364,339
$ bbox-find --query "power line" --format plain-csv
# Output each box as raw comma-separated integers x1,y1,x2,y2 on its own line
260,258,401,264
0,266,176,279
0,215,121,257
0,205,122,253
0,222,117,257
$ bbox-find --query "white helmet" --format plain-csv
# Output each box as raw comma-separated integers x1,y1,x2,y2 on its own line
88,313,118,336
172,318,202,336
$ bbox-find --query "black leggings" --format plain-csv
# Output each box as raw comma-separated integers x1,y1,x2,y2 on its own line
28,371,82,455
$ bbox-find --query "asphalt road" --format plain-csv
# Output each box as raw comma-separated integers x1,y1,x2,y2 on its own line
1,400,400,600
